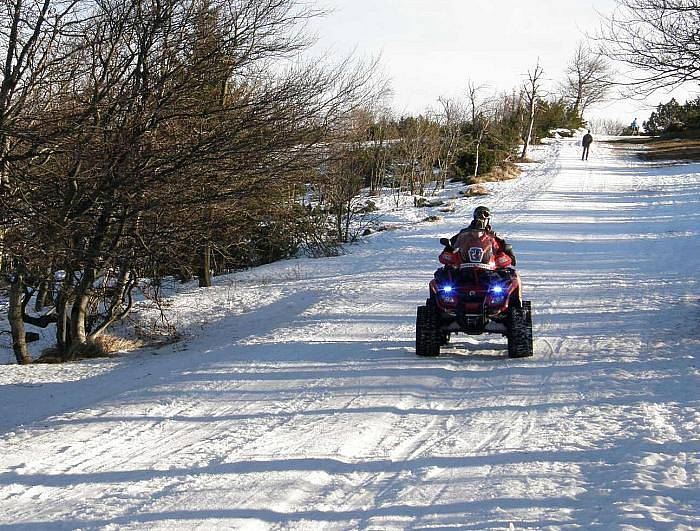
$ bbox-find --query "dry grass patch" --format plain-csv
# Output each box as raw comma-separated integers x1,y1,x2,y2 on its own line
461,185,490,197
93,334,143,355
607,136,700,162
470,162,522,184
35,334,143,363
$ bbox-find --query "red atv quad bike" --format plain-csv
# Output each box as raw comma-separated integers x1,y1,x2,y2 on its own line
416,234,533,358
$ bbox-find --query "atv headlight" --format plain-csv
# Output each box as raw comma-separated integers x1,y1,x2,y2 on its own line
438,285,456,305
487,283,507,306
489,283,505,294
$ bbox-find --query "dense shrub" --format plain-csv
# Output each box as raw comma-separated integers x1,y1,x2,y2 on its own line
644,98,700,135
532,99,584,141
454,145,499,178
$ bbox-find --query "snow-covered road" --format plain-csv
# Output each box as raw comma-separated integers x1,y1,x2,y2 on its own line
1,138,699,529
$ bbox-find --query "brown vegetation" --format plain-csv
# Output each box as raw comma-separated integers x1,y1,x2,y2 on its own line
0,0,381,364
36,335,143,363
607,137,700,162
472,162,522,183
460,185,490,197
0,0,601,366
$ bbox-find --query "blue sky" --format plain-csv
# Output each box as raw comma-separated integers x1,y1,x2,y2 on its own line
308,0,693,124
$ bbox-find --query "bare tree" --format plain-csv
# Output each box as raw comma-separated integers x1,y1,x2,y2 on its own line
435,96,464,188
588,117,627,135
317,149,366,244
364,107,396,196
393,115,440,199
521,60,545,159
0,0,84,187
466,81,496,177
0,0,88,363
562,42,613,117
598,0,700,94
1,0,384,362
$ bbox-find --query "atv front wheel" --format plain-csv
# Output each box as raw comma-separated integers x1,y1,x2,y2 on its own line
416,305,441,357
507,301,533,358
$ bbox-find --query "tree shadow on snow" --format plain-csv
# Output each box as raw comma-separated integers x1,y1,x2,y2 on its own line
2,439,698,529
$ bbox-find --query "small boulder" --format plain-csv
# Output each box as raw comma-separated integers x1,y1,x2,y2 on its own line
359,200,378,213
414,197,444,208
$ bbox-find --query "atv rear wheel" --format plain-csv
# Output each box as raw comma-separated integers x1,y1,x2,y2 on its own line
416,305,441,357
507,301,533,358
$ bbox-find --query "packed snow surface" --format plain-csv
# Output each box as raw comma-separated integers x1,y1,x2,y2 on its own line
1,138,699,529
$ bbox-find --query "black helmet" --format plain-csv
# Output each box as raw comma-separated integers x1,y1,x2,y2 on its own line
473,206,491,221
472,206,491,229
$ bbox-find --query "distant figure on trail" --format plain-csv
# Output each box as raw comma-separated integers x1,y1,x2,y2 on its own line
630,118,639,135
581,130,593,161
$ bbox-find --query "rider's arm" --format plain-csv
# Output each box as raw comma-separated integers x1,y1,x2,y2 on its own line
494,232,517,266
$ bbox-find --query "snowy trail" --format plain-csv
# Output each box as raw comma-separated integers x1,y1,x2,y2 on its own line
1,138,699,530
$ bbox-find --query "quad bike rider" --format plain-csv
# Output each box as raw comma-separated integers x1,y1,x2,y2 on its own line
416,206,533,358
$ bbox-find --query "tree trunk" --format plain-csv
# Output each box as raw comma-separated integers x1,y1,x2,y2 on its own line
0,136,8,276
70,290,90,345
474,139,481,178
8,271,31,364
573,81,583,118
198,244,212,287
54,269,73,353
68,267,97,357
521,61,542,160
521,100,535,159
335,210,343,243
34,278,50,311
343,197,352,243
56,292,70,354
91,265,135,338
0,229,5,277
370,164,382,196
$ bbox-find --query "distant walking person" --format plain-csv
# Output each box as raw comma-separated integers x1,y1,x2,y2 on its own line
581,130,593,161
630,118,639,135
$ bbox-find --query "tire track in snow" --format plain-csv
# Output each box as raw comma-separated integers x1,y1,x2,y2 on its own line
3,138,698,529
285,147,572,523
0,141,570,528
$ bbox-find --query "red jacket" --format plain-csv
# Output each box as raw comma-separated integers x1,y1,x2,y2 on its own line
442,228,514,269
